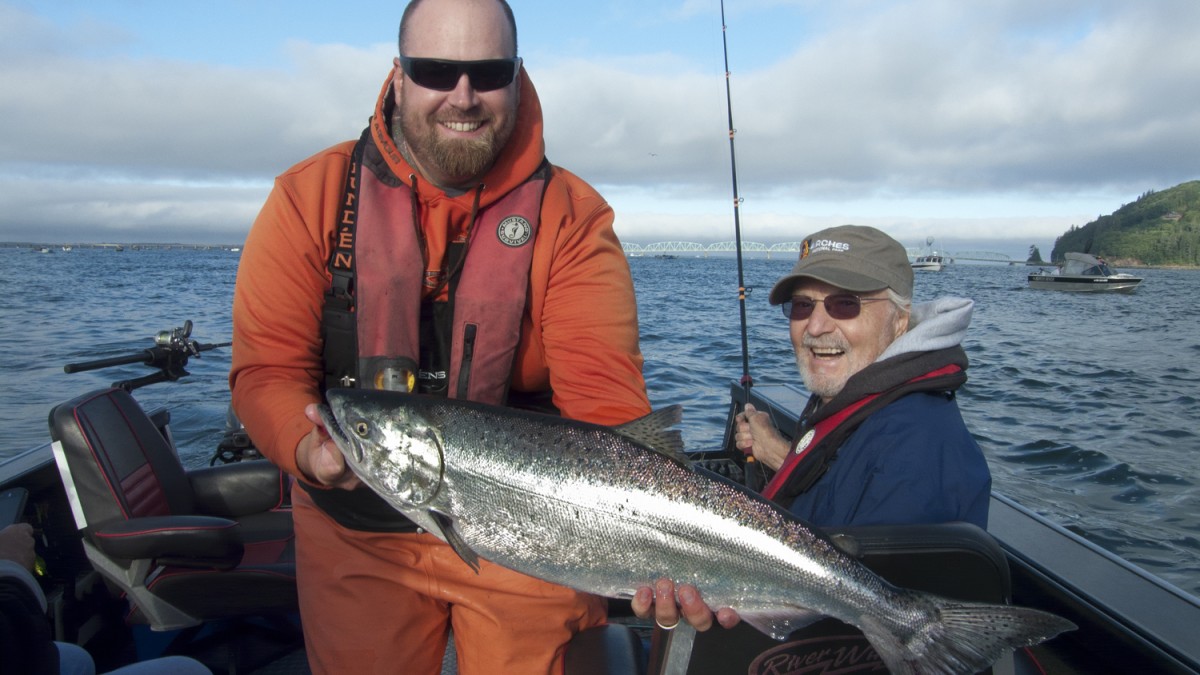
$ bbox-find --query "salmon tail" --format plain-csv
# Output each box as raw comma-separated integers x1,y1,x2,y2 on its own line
861,601,1076,675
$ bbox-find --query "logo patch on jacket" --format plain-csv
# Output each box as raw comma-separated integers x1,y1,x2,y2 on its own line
497,216,533,247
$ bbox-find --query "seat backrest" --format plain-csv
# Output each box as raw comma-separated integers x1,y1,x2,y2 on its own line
646,522,1012,675
49,388,195,534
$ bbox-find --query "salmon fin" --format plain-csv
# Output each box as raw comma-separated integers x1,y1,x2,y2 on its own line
432,511,481,574
859,599,1077,675
740,608,826,641
614,405,687,462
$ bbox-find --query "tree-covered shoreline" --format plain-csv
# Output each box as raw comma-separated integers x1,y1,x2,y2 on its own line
1051,181,1200,266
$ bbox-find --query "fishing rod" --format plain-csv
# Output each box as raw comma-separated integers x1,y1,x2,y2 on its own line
720,0,752,393
719,0,763,490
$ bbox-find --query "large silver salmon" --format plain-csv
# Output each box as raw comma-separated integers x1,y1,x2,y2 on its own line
318,389,1074,674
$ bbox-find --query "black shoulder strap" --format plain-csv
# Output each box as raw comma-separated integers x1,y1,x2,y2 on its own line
321,128,371,390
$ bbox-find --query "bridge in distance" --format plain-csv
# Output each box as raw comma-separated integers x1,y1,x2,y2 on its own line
622,241,1016,264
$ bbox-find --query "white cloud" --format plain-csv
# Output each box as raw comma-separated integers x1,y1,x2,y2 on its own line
1,0,1198,247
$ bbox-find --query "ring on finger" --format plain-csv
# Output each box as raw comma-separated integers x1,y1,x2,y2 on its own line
656,617,680,631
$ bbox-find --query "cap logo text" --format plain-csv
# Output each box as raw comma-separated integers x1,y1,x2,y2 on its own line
802,238,850,259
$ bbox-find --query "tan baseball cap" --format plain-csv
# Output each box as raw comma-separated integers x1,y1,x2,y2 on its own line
768,225,914,304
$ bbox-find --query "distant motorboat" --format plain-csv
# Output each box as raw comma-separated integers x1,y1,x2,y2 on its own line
911,236,949,272
1028,252,1142,292
911,254,946,272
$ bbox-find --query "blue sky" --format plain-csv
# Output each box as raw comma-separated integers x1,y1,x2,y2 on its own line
2,0,1198,258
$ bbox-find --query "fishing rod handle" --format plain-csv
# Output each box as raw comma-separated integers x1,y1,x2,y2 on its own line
63,339,229,374
64,350,155,374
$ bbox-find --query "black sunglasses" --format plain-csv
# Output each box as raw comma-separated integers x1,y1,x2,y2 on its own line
398,56,521,92
782,294,891,321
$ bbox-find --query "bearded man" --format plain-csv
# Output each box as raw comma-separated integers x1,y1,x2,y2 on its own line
230,1,650,673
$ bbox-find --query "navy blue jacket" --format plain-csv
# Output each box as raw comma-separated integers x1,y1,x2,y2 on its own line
786,390,991,528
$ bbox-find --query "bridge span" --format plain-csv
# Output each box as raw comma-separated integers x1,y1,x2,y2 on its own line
623,241,1014,263
945,250,1017,263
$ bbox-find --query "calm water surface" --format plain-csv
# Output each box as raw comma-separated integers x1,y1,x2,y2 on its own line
1,246,1197,595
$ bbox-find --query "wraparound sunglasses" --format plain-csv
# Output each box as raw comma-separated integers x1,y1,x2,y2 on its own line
398,56,522,92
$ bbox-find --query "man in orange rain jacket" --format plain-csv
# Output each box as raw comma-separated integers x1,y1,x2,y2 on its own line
230,1,650,673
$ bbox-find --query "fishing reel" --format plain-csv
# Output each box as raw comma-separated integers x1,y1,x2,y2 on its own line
154,320,202,355
64,320,230,391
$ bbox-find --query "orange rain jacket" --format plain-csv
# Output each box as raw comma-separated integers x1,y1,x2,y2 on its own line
230,68,652,480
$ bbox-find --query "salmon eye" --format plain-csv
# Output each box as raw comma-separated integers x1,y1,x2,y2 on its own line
354,421,369,437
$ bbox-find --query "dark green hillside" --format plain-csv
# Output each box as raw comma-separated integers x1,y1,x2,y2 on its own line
1051,180,1200,266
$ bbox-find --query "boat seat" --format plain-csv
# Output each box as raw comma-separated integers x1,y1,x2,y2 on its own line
565,623,645,675
644,521,1021,675
48,387,298,631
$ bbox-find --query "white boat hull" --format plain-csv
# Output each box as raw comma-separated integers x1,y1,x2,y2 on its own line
911,253,948,272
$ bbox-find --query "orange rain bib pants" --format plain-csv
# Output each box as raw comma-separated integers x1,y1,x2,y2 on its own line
292,489,608,675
